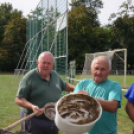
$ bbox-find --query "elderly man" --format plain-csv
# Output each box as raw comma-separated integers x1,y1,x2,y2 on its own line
15,51,75,134
73,56,122,134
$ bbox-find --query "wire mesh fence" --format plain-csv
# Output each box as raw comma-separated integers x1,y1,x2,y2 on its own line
15,0,68,82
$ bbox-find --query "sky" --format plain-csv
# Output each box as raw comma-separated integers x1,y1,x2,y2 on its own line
0,0,134,25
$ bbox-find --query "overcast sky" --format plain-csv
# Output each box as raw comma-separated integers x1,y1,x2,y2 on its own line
0,0,134,25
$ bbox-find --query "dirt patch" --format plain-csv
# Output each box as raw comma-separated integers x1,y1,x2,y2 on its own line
58,94,101,125
44,102,56,120
0,129,30,134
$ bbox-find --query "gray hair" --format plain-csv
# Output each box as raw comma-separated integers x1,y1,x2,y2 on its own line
38,51,55,63
91,56,111,70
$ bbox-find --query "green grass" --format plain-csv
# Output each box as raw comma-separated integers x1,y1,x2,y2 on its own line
73,74,134,89
0,74,21,131
0,74,133,134
117,91,133,134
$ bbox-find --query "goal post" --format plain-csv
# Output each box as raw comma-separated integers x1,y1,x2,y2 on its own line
82,49,127,88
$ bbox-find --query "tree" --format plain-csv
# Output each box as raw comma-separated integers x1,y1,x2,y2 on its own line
70,0,103,11
68,6,111,69
109,1,134,69
0,3,13,46
0,3,26,71
70,0,103,26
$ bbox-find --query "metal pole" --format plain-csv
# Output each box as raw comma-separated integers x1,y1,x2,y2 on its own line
124,49,127,88
66,0,69,80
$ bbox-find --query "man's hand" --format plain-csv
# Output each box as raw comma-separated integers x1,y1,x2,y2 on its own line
77,90,89,95
32,105,44,116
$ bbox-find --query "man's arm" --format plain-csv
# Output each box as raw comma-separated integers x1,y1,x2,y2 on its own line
15,97,34,109
77,90,119,113
125,100,134,122
15,97,43,116
64,83,75,92
96,99,119,113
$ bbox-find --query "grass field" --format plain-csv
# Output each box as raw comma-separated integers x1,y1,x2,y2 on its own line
0,74,133,134
70,74,134,89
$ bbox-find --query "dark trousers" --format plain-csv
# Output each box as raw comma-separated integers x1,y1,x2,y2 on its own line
25,117,59,134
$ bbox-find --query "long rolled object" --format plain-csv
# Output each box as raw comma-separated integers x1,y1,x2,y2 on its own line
4,111,39,131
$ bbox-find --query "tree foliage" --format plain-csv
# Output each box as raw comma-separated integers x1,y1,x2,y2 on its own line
0,3,13,45
109,1,134,69
0,3,26,71
0,1,134,71
68,5,111,69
